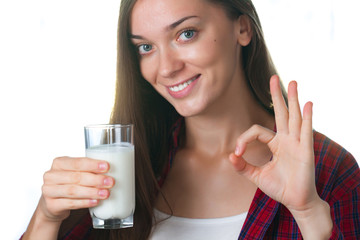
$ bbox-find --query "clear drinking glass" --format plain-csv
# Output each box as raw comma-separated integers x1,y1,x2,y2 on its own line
84,124,135,229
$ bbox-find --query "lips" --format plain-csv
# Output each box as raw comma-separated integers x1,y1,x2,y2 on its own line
166,74,200,98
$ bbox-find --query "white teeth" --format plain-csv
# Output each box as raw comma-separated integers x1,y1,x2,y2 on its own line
169,76,197,92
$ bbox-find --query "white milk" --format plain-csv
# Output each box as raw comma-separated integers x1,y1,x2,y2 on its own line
86,143,135,219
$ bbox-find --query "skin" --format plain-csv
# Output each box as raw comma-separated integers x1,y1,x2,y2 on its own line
23,0,333,239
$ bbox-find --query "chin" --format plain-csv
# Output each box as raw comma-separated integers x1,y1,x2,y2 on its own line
167,93,209,118
173,103,205,118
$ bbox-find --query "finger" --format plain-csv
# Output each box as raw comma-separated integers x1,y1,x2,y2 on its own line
235,125,275,155
43,170,114,188
300,101,313,147
229,153,261,186
288,81,302,138
51,157,109,173
42,184,110,199
270,75,289,133
45,198,99,213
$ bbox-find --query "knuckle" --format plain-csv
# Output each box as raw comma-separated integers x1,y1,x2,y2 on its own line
72,158,85,170
66,186,77,197
251,124,261,131
52,157,65,169
42,184,50,196
43,170,51,183
70,172,82,185
66,199,90,210
66,199,77,210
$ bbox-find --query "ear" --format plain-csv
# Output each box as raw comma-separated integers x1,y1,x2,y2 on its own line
236,15,252,47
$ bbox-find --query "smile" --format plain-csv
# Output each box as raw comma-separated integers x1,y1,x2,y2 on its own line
169,75,200,92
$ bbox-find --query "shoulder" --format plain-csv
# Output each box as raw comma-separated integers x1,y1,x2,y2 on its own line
313,130,360,202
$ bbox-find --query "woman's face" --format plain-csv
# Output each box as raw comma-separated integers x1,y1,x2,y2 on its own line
130,0,244,117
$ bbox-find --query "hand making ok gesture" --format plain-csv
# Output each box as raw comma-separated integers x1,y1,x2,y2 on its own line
229,75,333,239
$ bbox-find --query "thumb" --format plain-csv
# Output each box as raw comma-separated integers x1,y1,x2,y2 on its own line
229,153,259,184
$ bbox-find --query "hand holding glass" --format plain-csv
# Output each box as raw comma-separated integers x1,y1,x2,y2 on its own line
84,124,135,229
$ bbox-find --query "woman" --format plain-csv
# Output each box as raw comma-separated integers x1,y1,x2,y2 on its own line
22,0,360,239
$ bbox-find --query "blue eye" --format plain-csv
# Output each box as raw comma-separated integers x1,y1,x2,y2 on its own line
178,29,196,42
138,44,153,55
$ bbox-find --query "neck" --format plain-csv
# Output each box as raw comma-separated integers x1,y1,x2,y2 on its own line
183,78,274,157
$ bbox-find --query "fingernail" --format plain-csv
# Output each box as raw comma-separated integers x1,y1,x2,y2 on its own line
90,199,98,205
98,163,108,171
103,177,113,186
235,147,241,156
98,189,108,198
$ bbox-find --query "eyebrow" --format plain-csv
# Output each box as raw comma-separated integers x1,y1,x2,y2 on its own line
130,15,199,40
168,15,198,30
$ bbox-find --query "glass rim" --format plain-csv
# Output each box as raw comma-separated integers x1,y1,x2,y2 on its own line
84,124,133,129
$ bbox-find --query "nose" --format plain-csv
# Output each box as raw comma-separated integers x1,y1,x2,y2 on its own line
158,47,184,78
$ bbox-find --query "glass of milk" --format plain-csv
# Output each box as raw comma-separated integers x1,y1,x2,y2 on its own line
84,124,135,229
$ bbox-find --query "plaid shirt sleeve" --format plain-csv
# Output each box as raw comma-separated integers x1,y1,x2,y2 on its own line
316,130,360,239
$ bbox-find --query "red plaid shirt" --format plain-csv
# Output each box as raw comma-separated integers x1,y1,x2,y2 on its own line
22,119,360,239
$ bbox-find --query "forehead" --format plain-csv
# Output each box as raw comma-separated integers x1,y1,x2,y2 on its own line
130,0,214,34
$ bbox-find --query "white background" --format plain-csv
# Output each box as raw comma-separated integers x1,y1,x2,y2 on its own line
0,0,359,238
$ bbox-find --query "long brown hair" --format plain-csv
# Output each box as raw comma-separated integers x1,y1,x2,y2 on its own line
59,0,287,239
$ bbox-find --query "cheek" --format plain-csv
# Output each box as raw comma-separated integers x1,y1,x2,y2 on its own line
187,39,220,67
139,58,169,99
139,58,157,85
187,35,236,72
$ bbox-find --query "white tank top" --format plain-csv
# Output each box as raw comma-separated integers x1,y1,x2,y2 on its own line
149,209,247,240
